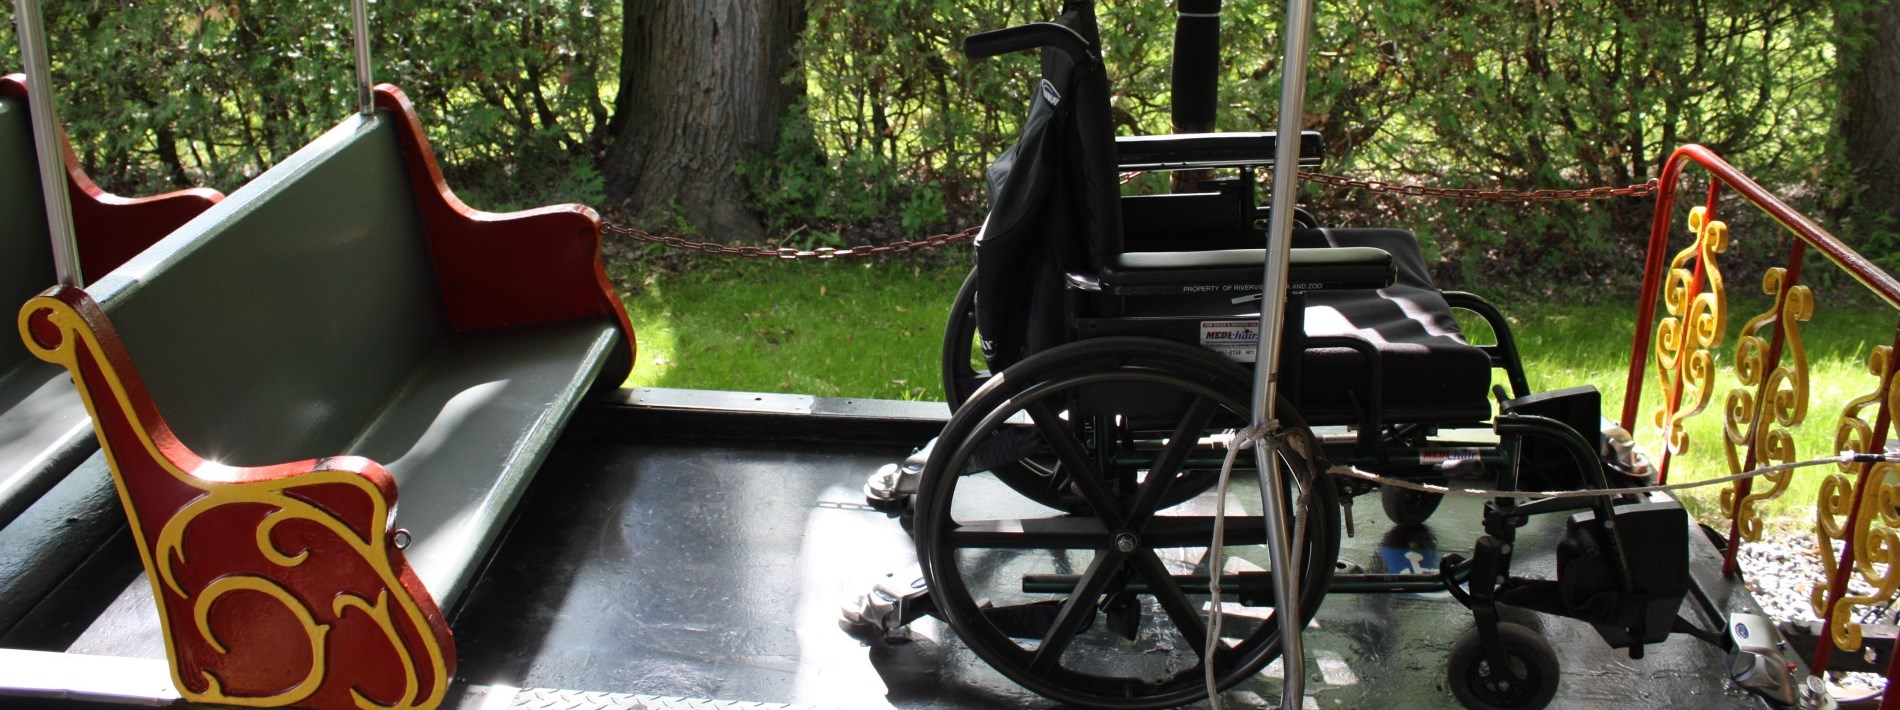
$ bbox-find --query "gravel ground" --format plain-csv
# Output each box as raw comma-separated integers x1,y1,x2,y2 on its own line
1734,515,1891,691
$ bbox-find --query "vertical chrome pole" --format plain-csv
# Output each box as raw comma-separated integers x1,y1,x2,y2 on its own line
12,0,81,287
351,0,374,114
1250,0,1316,707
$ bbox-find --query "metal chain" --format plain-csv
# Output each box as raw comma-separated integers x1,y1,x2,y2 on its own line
602,170,1653,260
1294,170,1659,202
602,222,978,261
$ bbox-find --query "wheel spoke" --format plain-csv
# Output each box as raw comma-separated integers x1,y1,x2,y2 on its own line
1028,549,1122,674
1129,549,1211,658
1025,401,1124,528
1125,396,1220,530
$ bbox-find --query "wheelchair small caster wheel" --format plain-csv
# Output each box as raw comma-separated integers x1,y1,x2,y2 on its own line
1381,483,1443,526
1447,622,1559,710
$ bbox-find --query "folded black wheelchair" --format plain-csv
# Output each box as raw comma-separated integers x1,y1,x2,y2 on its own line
849,3,1770,709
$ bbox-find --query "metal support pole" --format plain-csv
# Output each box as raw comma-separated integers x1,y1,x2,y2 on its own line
12,0,82,287
1172,0,1221,134
351,0,374,114
1250,0,1317,707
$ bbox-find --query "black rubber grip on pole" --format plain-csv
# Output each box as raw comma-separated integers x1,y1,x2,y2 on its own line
1172,0,1221,132
964,23,1091,61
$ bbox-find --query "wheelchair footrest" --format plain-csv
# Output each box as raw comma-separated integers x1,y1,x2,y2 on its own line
840,566,936,643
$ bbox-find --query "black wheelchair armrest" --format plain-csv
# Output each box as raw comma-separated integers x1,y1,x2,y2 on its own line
1289,247,1396,291
1443,291,1532,399
1116,131,1324,171
1101,246,1394,296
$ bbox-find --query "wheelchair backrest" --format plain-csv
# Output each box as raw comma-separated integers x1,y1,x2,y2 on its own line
973,1,1124,371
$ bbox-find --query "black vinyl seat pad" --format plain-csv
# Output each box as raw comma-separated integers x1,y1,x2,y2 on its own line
1294,229,1493,422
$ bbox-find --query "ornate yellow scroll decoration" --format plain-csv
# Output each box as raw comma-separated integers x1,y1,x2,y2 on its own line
154,476,439,709
1719,268,1812,541
20,293,449,710
1813,346,1900,651
1654,206,1729,455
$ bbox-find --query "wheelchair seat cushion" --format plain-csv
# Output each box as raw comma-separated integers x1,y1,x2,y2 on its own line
1294,228,1493,424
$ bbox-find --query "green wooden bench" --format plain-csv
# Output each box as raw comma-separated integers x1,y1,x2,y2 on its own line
17,84,634,710
0,72,222,637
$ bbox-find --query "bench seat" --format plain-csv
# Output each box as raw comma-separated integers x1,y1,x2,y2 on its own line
16,84,633,710
347,320,621,610
0,456,119,637
45,321,619,658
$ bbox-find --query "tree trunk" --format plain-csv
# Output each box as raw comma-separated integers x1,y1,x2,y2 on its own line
1839,0,1900,231
605,0,807,242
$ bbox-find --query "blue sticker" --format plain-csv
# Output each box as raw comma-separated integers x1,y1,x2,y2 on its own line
1377,545,1440,576
1376,542,1449,599
1735,622,1750,639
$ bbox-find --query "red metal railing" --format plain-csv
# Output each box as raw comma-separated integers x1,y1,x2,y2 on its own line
1621,144,1900,704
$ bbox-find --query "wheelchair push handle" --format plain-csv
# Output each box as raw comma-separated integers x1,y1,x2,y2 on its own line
963,23,1093,61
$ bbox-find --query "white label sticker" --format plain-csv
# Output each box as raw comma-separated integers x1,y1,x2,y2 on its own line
1200,320,1259,363
1039,79,1062,107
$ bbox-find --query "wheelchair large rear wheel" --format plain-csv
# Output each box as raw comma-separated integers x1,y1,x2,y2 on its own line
914,336,1341,708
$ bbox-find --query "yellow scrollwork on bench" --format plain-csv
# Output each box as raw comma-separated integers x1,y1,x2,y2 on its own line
19,289,453,710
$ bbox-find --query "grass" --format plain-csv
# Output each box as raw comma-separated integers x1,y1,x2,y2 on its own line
614,257,971,401
615,256,1896,524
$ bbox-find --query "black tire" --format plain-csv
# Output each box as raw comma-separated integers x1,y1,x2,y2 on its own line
1381,483,1444,526
1447,622,1561,710
940,267,987,410
914,336,1340,709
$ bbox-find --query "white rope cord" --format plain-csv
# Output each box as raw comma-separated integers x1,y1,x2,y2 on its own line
1205,424,1263,709
1330,450,1900,500
1206,424,1316,709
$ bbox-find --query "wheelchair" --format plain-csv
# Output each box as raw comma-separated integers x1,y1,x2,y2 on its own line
852,3,1733,709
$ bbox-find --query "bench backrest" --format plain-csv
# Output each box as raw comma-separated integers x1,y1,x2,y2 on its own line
87,115,446,466
0,95,54,374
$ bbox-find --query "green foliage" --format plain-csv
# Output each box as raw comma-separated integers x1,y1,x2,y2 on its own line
1,0,616,210
380,0,619,209
740,99,898,242
789,0,1059,232
1,0,1871,287
786,0,1848,285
